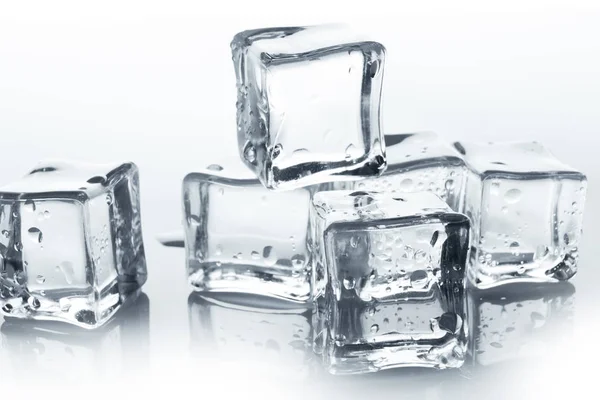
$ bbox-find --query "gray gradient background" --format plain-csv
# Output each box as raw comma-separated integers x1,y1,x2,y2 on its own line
0,1,599,397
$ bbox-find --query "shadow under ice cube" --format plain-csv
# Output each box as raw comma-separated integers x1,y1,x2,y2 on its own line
0,160,146,328
183,171,311,303
231,25,386,190
310,190,470,374
456,141,587,288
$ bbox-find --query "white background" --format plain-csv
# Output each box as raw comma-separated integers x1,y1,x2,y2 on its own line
0,0,599,397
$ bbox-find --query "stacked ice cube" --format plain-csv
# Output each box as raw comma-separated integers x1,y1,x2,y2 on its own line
182,23,587,375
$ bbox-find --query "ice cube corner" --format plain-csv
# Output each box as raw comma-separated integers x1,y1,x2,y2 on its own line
0,160,146,328
232,25,387,190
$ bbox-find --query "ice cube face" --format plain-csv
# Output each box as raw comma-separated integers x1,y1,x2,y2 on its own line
467,283,574,367
310,190,470,374
232,25,387,190
0,161,146,328
457,141,587,288
183,172,311,303
333,132,466,211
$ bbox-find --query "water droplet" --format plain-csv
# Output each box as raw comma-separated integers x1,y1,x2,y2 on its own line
272,144,283,159
215,245,223,256
291,254,305,268
27,297,40,309
87,176,106,184
23,199,36,212
2,304,13,313
251,251,260,260
207,164,223,171
345,144,359,159
410,270,429,289
244,144,257,163
263,246,277,266
59,298,71,312
1,230,9,238
27,227,43,243
343,277,355,290
370,324,379,333
510,241,519,249
14,242,23,252
36,275,45,284
490,180,500,195
58,261,75,285
399,178,414,191
445,180,455,191
504,188,521,204
105,193,113,205
490,342,503,349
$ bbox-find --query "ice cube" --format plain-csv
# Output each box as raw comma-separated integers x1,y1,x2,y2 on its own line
188,293,312,380
231,25,386,190
310,190,470,374
183,171,312,303
333,132,466,210
456,141,587,288
0,160,146,328
467,282,574,367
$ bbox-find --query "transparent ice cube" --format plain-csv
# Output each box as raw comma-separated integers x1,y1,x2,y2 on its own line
456,141,587,288
231,24,386,190
310,190,470,374
183,171,312,303
188,293,312,380
467,282,574,367
334,132,466,211
0,160,146,328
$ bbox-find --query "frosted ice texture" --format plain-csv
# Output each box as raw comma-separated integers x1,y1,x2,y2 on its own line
232,25,386,190
0,160,146,328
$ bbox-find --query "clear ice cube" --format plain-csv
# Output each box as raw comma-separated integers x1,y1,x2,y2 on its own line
183,171,312,303
467,282,574,366
310,190,470,374
188,293,312,380
0,160,146,328
333,132,466,211
456,141,587,288
231,24,387,190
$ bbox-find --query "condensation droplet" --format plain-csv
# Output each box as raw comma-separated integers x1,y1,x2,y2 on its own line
36,275,46,284
399,178,414,191
272,144,283,159
1,230,9,238
27,227,43,243
345,144,359,159
445,180,455,191
263,246,277,266
410,270,429,289
106,193,113,205
23,199,36,212
504,188,521,204
343,277,355,290
490,181,500,195
370,324,379,334
291,254,305,268
251,251,260,260
207,164,223,171
215,245,223,256
244,144,257,163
